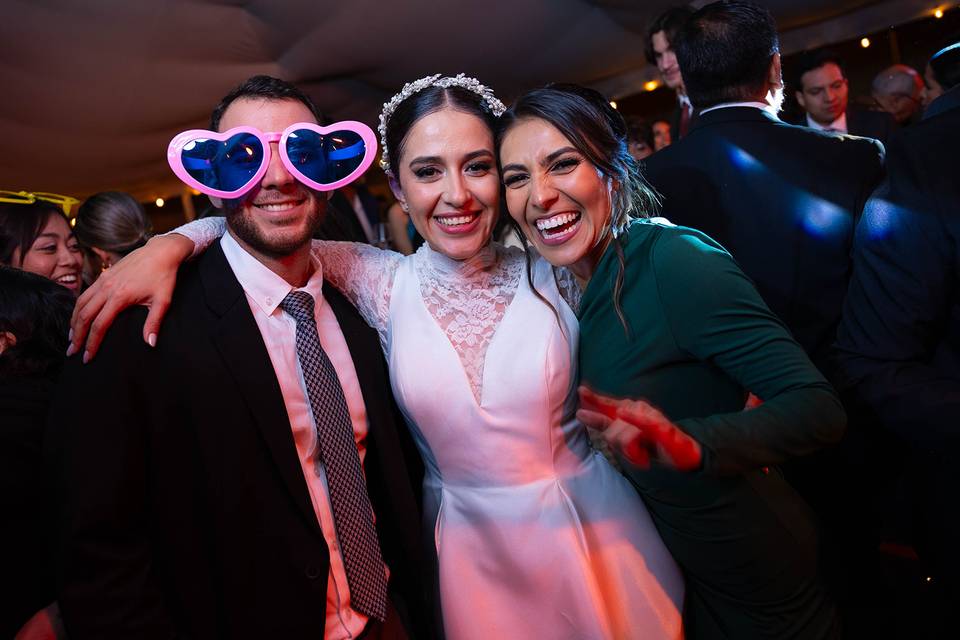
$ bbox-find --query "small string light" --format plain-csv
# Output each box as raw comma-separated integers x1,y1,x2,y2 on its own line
155,197,165,207
609,100,618,109
644,80,660,92
934,8,944,19
861,37,871,48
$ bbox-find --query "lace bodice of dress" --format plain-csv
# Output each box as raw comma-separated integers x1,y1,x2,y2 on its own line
411,243,524,402
169,218,580,401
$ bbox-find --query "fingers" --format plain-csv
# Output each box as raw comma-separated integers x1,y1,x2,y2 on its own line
576,408,612,431
602,419,652,469
83,296,127,362
68,285,109,358
578,385,622,421
142,298,171,348
618,401,702,471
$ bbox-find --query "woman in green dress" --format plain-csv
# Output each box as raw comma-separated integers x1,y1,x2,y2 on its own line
497,84,845,639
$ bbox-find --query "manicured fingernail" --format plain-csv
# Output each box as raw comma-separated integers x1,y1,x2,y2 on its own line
82,351,90,364
68,328,74,342
66,343,77,357
147,333,157,347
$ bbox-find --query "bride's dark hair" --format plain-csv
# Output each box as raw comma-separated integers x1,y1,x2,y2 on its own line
384,86,500,182
496,84,660,331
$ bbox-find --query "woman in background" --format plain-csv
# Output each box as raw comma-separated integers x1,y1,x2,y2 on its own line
73,191,152,285
0,201,83,296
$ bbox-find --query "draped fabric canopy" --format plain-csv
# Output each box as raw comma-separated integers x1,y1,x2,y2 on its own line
0,0,938,200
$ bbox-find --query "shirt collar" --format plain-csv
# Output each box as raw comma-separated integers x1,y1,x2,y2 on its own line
805,111,847,133
220,231,325,316
677,92,692,109
699,101,777,116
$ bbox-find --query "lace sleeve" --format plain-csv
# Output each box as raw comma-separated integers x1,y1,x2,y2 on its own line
311,241,403,347
161,216,226,259
554,266,582,314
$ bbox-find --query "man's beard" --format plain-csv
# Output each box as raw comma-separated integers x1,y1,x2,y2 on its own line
224,196,325,259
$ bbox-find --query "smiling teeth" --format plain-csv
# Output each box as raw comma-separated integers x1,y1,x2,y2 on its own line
259,202,300,212
57,275,77,283
437,215,476,226
536,212,580,231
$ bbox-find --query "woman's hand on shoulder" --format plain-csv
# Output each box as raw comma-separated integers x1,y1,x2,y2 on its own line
576,386,702,471
68,233,194,362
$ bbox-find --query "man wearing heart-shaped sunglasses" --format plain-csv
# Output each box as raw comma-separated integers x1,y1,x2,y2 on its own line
48,75,433,639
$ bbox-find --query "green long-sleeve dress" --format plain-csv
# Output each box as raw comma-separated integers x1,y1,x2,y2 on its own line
579,220,845,639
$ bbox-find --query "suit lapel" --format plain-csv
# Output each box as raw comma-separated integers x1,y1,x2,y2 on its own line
200,244,321,534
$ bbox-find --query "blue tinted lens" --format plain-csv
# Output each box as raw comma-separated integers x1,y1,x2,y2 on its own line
286,129,366,184
181,132,264,193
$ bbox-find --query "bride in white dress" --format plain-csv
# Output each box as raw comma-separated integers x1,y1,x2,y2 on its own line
74,75,684,639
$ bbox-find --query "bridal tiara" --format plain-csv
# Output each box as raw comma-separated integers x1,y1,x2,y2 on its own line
378,73,507,172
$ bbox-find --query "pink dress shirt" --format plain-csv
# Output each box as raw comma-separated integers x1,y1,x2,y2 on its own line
221,232,382,640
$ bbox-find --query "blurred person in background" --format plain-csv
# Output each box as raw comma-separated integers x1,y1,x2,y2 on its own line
0,266,74,639
923,40,960,109
643,3,888,632
872,64,925,126
837,70,960,637
652,119,672,150
73,191,152,286
793,49,896,143
646,5,697,142
625,116,656,160
0,201,82,296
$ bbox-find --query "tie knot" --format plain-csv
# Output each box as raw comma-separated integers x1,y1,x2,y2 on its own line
280,290,315,323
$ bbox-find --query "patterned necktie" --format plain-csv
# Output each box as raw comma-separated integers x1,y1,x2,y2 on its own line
280,290,388,621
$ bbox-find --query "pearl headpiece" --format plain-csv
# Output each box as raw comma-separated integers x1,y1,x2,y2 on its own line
378,73,507,172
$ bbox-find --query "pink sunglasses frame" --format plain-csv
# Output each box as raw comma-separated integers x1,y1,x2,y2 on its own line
166,120,378,199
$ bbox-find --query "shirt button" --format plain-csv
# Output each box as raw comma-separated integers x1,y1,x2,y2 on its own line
265,296,272,306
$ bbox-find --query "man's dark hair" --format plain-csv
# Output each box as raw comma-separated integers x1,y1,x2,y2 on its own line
644,5,696,64
209,75,324,131
930,39,960,91
674,0,780,110
792,49,847,91
0,266,74,378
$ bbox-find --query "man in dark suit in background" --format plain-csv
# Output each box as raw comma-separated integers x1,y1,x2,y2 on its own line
836,81,960,635
47,76,432,639
641,1,885,631
792,49,897,144
319,182,384,244
645,5,697,143
643,8,883,379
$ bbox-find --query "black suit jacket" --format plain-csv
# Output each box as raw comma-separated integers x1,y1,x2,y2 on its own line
835,85,960,600
787,106,896,145
845,106,897,144
643,107,884,380
836,87,960,450
47,244,432,639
